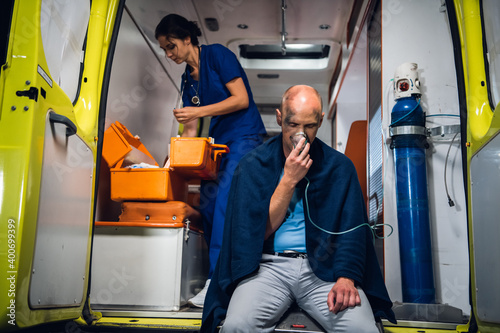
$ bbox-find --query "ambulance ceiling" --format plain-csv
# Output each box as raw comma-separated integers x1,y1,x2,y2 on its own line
126,0,361,106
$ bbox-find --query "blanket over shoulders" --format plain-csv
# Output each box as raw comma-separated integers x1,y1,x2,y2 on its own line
201,134,396,332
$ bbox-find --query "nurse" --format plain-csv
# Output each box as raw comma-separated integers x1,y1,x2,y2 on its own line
155,14,266,307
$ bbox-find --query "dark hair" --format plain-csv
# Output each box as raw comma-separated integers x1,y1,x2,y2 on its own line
155,14,202,45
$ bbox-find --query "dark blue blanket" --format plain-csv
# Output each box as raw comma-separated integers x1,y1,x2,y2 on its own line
201,134,396,332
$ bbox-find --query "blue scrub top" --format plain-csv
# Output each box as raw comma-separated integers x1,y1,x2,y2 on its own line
181,44,266,144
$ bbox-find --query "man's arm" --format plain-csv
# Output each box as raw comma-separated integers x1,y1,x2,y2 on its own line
265,138,312,239
325,162,368,313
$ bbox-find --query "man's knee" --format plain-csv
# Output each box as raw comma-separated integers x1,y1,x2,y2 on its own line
219,315,256,333
220,306,277,333
348,319,379,333
330,311,378,333
316,307,378,333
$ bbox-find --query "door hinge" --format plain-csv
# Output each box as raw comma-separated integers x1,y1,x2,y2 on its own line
16,87,38,102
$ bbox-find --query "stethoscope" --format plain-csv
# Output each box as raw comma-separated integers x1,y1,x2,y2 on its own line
179,46,201,107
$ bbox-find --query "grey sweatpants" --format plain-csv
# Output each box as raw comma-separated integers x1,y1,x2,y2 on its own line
220,254,379,333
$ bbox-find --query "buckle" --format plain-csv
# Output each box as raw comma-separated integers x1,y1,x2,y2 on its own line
277,251,307,259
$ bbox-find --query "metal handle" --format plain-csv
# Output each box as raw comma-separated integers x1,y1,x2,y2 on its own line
49,112,77,137
211,144,230,163
211,144,230,153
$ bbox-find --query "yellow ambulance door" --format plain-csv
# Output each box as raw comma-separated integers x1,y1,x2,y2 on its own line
458,0,500,332
0,0,120,330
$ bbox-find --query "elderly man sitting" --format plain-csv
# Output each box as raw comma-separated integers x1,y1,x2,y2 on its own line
201,85,395,333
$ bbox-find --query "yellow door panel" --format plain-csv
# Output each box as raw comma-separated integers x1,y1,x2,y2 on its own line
0,0,121,330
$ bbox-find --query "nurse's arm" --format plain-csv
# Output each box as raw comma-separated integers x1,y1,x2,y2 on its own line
197,77,249,117
180,120,198,137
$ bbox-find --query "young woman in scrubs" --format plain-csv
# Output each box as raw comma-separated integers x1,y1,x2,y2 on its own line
155,14,266,307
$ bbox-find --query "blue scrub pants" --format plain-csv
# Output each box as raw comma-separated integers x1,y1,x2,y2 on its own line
199,136,263,278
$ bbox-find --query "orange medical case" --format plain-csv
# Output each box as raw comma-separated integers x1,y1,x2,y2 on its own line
117,201,202,232
169,137,229,180
102,121,188,202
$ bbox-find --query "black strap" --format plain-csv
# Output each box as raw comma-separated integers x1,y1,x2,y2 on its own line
264,251,307,258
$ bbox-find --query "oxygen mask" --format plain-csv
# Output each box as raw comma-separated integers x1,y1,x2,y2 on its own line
290,132,309,153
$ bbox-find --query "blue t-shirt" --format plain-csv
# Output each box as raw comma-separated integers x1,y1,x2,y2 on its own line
181,44,266,144
273,174,307,253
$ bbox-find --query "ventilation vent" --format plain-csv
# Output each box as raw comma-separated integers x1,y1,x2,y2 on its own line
257,74,279,79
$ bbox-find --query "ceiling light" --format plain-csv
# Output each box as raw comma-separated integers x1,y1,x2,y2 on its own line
237,24,248,29
239,44,329,59
319,24,331,30
286,44,314,50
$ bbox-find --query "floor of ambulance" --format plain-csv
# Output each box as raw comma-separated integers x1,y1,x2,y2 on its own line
22,306,468,333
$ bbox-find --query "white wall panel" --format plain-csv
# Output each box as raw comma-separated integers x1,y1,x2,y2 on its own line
335,24,368,153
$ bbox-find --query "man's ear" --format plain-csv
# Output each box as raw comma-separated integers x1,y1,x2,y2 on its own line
318,112,325,128
276,109,282,126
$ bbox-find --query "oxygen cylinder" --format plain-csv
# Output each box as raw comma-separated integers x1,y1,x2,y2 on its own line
390,63,435,303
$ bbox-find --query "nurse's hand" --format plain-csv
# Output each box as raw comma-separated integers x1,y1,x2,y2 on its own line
173,106,200,124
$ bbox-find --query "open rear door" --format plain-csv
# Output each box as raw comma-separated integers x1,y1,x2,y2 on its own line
0,0,121,330
455,0,500,332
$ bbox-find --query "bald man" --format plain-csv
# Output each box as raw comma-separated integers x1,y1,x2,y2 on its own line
201,86,395,333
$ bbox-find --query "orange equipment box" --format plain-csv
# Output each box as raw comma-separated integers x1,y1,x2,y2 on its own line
110,168,187,202
102,121,187,202
169,137,229,180
102,121,157,169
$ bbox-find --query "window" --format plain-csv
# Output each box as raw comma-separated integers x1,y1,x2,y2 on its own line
40,0,90,103
0,0,14,68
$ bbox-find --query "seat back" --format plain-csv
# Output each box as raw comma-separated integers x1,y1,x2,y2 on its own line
344,120,368,205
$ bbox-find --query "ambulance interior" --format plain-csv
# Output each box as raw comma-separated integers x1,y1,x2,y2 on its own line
78,0,500,330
